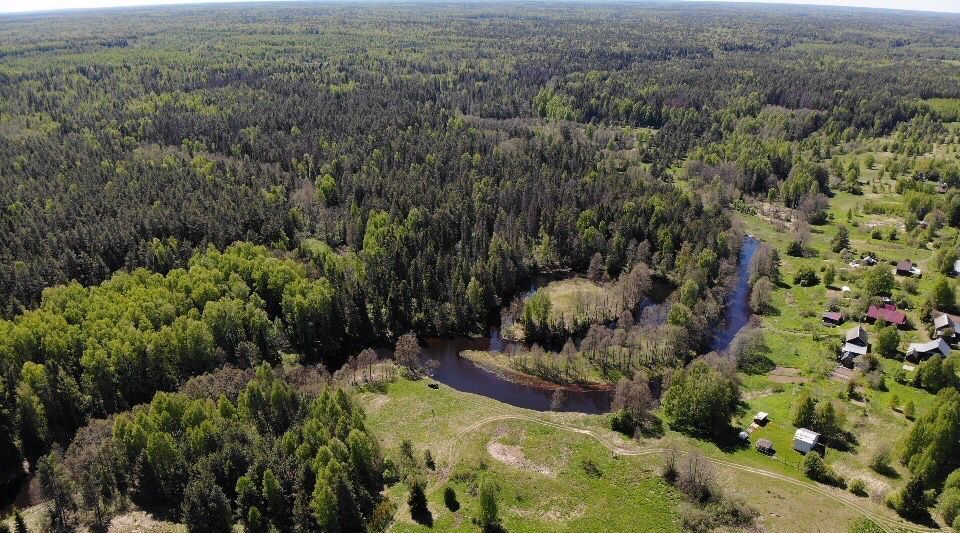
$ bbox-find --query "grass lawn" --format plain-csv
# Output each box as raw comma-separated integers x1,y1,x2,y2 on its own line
356,379,918,532
537,277,624,325
733,136,960,529
359,379,681,532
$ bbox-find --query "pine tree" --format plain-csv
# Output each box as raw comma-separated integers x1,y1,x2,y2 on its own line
478,477,501,532
793,391,815,428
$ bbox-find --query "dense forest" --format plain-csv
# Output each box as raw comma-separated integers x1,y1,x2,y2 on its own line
2,2,960,530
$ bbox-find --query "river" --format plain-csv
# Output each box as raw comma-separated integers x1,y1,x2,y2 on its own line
420,235,759,414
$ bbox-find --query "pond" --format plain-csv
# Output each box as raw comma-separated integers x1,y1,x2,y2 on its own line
421,235,759,414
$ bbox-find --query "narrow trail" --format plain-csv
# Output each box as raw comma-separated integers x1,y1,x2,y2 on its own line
387,392,932,533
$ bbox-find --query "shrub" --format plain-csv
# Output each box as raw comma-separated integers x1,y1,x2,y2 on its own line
849,479,868,497
407,475,432,526
610,409,637,436
793,266,819,286
477,477,501,532
939,487,960,528
889,474,930,519
869,446,893,476
581,459,602,478
847,517,885,533
182,474,233,533
803,452,829,481
945,469,960,491
803,453,843,487
662,359,739,438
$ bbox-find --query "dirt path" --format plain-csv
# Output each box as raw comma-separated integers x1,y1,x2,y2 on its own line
387,394,932,533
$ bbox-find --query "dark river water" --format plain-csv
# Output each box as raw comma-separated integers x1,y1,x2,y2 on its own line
420,235,759,414
711,235,759,352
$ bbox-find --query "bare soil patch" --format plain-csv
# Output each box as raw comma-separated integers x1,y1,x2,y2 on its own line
486,438,557,477
767,366,810,384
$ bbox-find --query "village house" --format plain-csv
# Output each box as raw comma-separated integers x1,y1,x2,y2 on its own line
953,259,960,277
866,304,907,327
822,311,844,327
906,338,951,361
756,438,775,455
793,428,820,454
896,260,921,277
840,325,869,368
933,314,960,339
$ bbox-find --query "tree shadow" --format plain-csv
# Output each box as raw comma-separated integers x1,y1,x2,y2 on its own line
758,305,781,317
712,427,752,453
636,417,665,439
411,506,434,527
871,463,900,479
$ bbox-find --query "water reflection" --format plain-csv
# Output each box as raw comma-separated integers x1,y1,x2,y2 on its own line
419,236,758,414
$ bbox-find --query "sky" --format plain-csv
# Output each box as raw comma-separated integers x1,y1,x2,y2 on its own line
0,0,958,15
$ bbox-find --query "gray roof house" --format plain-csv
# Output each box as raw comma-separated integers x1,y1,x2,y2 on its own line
756,438,774,455
793,428,820,454
845,326,868,346
839,326,869,368
907,338,951,361
933,314,960,337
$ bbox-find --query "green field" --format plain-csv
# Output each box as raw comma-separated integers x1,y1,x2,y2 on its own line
354,379,918,532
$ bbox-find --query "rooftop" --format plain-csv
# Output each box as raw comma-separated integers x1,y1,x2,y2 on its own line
934,313,954,330
794,428,820,445
867,304,907,325
907,338,951,357
845,325,868,344
842,342,868,356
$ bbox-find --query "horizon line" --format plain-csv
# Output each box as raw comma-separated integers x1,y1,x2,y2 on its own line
1,0,958,17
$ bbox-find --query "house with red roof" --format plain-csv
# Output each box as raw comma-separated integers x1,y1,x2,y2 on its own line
866,304,906,327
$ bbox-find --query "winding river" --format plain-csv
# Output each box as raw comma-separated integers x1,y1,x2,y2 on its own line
421,235,760,414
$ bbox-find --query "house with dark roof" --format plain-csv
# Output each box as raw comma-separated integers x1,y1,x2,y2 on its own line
822,311,844,327
906,338,951,361
933,314,960,339
845,326,868,346
840,326,869,368
756,438,774,455
866,304,907,327
896,260,921,277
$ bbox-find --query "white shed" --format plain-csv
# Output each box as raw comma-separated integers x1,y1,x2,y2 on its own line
793,428,820,454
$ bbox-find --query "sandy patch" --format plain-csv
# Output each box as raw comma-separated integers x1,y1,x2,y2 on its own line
743,389,775,401
830,366,854,382
512,501,585,522
767,367,810,384
109,511,181,533
486,438,556,477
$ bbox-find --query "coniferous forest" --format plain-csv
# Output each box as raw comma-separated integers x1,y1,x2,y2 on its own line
2,2,960,532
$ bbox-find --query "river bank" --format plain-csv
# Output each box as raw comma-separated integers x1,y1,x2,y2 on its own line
459,349,614,392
